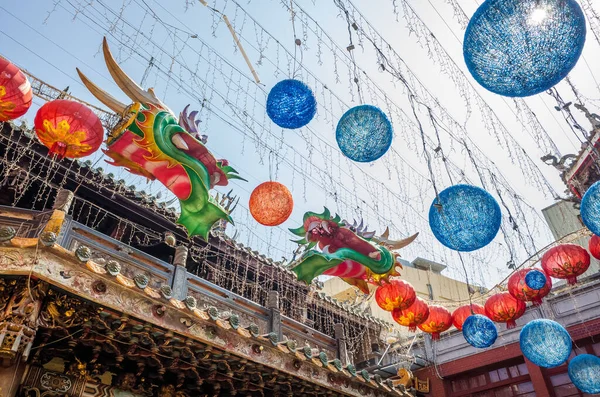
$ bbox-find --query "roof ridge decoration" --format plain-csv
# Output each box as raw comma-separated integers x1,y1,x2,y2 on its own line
77,38,246,240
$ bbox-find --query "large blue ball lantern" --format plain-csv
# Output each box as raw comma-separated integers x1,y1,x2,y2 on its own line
463,0,586,97
266,79,317,129
463,314,498,349
336,105,393,163
568,354,600,394
429,184,502,252
581,181,600,236
525,269,547,290
520,319,572,368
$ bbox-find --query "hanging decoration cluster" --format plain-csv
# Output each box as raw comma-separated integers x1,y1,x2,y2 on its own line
568,354,600,394
462,314,498,349
393,298,430,332
336,105,393,163
375,279,416,312
417,305,453,341
249,181,294,226
508,268,551,306
0,57,32,122
452,304,486,331
429,184,502,252
463,0,586,97
520,319,572,368
541,244,590,285
484,291,526,330
266,79,316,129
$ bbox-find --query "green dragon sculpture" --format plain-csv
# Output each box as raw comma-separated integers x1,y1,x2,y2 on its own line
289,207,418,293
77,38,244,240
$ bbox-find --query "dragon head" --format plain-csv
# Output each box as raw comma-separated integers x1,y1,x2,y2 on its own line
76,38,245,239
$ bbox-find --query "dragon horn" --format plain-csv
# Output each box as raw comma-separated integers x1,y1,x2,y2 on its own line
386,232,419,250
332,213,341,224
102,37,168,109
381,227,390,239
76,68,127,114
322,207,331,219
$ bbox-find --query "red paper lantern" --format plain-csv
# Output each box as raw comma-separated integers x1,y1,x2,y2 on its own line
0,57,32,121
249,181,293,226
392,298,429,332
418,305,453,340
484,292,526,329
508,268,552,306
541,244,590,285
375,280,416,312
34,100,103,159
589,235,600,260
452,304,486,331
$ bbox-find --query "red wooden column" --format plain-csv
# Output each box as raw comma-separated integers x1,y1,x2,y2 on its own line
524,357,551,397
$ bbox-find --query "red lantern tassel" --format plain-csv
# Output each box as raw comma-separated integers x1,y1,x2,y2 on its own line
408,326,416,332
532,297,543,306
431,332,440,341
50,142,68,159
567,276,578,285
506,320,516,329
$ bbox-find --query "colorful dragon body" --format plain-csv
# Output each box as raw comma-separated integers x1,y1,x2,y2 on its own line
77,38,243,240
289,208,418,293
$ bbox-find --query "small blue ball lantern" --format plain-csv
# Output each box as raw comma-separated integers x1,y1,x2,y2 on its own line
525,269,547,290
568,354,600,394
336,105,393,163
463,315,498,348
520,319,572,368
429,184,502,252
581,181,600,236
463,0,586,97
266,79,317,129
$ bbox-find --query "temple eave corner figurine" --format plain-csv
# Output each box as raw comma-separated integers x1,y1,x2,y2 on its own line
77,37,245,240
288,207,418,293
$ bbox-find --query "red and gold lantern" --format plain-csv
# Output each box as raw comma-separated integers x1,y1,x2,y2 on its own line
392,297,429,332
249,181,294,226
0,57,32,121
34,99,103,159
541,244,590,285
418,305,453,340
508,268,552,306
589,235,600,260
452,304,486,331
485,292,526,329
375,279,416,312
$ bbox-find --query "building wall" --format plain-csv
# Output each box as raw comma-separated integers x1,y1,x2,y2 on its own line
542,200,600,276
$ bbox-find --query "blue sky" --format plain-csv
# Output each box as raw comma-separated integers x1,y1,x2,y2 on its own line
2,0,599,287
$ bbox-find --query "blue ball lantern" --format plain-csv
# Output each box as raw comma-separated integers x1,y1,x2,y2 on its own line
463,314,498,349
525,269,547,290
581,181,600,236
463,0,586,97
568,354,600,394
335,105,393,163
520,319,572,368
429,184,502,252
266,79,317,129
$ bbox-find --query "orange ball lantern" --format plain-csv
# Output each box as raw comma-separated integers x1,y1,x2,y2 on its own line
452,304,486,331
418,305,453,340
249,181,293,226
484,292,526,329
34,99,103,159
589,235,600,260
508,268,552,306
0,57,32,121
541,243,590,285
392,297,429,332
375,279,416,312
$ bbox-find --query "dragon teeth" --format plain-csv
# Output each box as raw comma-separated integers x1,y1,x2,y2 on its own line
171,133,189,150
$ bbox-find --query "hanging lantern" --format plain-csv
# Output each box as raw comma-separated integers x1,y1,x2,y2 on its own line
520,319,572,368
463,314,498,349
463,0,586,97
588,234,600,260
392,298,429,332
429,184,501,252
336,105,393,163
541,244,590,285
568,354,600,394
266,79,316,129
484,292,526,329
418,305,453,341
452,304,486,331
34,99,103,159
249,181,294,226
375,280,416,312
508,268,552,306
0,57,32,121
525,269,548,291
582,181,600,235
